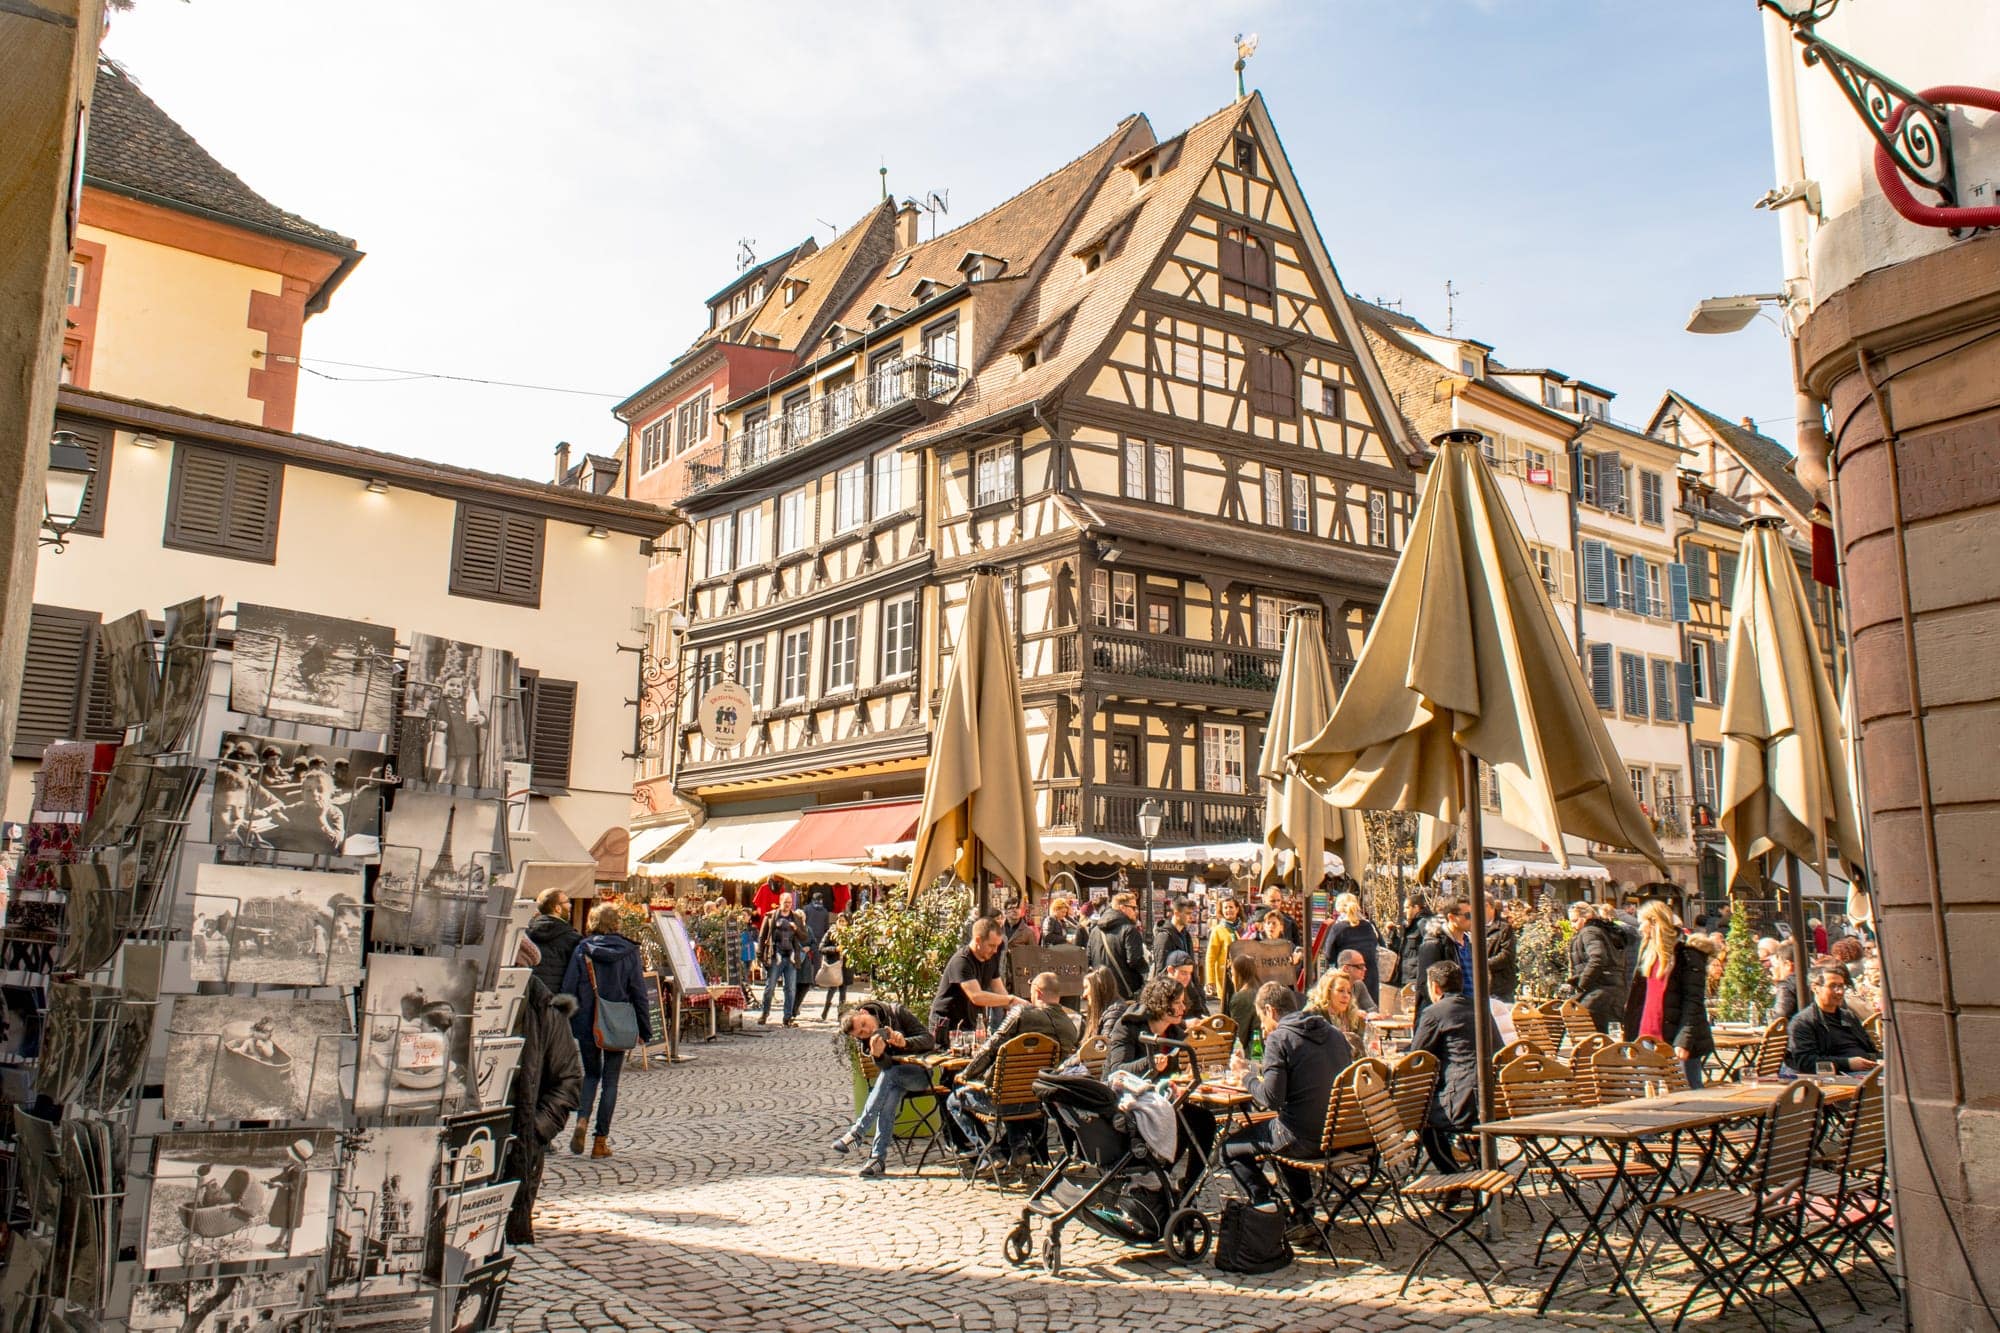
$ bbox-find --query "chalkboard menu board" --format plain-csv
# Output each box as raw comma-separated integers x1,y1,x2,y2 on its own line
1229,938,1299,987
1002,944,1088,1000
639,971,669,1047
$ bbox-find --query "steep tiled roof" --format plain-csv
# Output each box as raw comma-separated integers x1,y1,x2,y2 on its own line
87,60,355,252
733,201,899,354
1665,391,1814,516
1352,305,1456,445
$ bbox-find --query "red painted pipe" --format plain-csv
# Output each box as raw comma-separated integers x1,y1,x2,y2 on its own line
1875,86,2000,229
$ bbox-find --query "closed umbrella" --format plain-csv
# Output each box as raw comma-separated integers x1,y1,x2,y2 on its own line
1291,430,1666,1144
909,570,1045,913
1259,606,1369,981
1719,519,1865,987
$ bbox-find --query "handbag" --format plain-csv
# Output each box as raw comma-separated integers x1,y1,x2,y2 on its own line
584,955,641,1052
1214,1197,1293,1274
815,957,845,988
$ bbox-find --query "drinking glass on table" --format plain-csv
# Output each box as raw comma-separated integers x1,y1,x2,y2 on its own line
1815,1060,1838,1080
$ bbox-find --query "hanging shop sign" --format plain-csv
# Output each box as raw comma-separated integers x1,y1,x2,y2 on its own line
698,681,754,750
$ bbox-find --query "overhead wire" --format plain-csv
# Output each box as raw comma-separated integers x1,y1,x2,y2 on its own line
295,356,623,399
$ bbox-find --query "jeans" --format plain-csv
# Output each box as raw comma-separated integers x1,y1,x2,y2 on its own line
1683,1055,1705,1090
760,955,799,1022
577,1043,623,1137
947,1085,996,1153
1223,1119,1309,1210
819,977,849,1018
850,1063,930,1162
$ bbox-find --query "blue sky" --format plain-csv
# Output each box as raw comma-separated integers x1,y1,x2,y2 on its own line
102,1,1796,479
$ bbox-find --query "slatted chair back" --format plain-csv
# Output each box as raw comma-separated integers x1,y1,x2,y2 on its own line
1751,1078,1825,1200
1182,1024,1236,1079
1350,1059,1417,1174
1837,1066,1886,1177
855,1044,884,1082
1567,1034,1611,1097
1492,1039,1536,1069
1631,1037,1690,1091
986,1032,1059,1120
1318,1056,1388,1154
1495,1053,1577,1121
1075,1034,1109,1078
1588,1043,1655,1104
1862,1011,1884,1051
1385,1049,1441,1137
1512,1004,1562,1054
1559,1000,1599,1047
1752,1017,1789,1078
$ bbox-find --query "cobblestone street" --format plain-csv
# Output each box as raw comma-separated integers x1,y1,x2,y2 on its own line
506,1015,1901,1333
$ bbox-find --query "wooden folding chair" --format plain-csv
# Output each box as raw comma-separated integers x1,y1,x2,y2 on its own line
1752,1017,1789,1078
1496,1053,1659,1263
1384,1049,1439,1140
1511,1003,1563,1055
1200,1013,1238,1043
1074,1034,1109,1078
1801,1068,1896,1307
1590,1040,1684,1106
1275,1058,1398,1259
956,1031,1059,1187
1568,1034,1611,1099
1492,1039,1537,1070
854,1045,946,1171
1182,1024,1235,1080
1559,999,1600,1048
1358,1063,1510,1301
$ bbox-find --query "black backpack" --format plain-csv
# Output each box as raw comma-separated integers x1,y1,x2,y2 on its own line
1213,1198,1292,1274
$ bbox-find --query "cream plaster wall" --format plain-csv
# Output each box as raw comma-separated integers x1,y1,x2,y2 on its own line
77,224,277,423
13,429,646,846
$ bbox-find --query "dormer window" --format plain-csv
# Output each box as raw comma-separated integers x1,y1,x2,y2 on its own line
911,278,946,303
957,251,1007,283
825,323,851,350
1012,307,1076,371
885,256,910,278
782,277,807,307
1122,137,1182,187
867,303,901,329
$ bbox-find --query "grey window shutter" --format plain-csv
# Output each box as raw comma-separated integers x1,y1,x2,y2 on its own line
13,606,97,758
1630,557,1650,616
1677,662,1696,722
1598,453,1624,511
1652,659,1676,723
526,676,576,790
1621,652,1648,718
1715,639,1729,704
1641,471,1663,524
224,458,280,551
1669,562,1692,623
56,416,111,536
166,447,231,548
1581,540,1608,605
1718,553,1739,608
1687,545,1712,600
164,445,281,560
1588,643,1615,712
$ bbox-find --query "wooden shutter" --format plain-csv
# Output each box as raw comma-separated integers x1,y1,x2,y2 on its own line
1668,562,1692,623
1247,350,1274,416
1717,553,1739,608
164,444,281,560
1676,662,1696,723
1651,660,1676,723
526,676,576,790
55,415,110,536
1621,653,1648,719
13,606,96,758
1714,639,1729,705
451,503,544,607
1686,545,1712,601
1251,350,1294,418
1587,643,1615,712
1581,540,1608,605
1241,235,1273,304
1219,228,1247,299
1629,556,1650,616
1596,452,1624,511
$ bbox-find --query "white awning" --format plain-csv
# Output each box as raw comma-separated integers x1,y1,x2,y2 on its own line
1435,852,1609,883
627,823,690,875
702,859,903,886
1043,835,1145,867
1152,843,1344,877
647,811,802,876
866,840,916,862
508,798,596,896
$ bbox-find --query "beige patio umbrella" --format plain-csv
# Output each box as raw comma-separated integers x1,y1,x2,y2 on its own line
909,570,1045,913
1290,430,1666,1139
1259,606,1369,981
1719,519,1865,985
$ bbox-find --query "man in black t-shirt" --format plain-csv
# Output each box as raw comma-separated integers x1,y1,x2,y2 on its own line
929,917,1020,1042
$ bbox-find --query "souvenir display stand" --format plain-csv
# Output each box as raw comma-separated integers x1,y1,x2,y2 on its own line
0,596,542,1333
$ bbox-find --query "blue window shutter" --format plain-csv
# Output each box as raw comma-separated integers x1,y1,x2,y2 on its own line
1715,639,1729,704
1718,552,1739,608
1652,659,1675,723
1631,557,1650,617
1581,540,1607,605
1677,661,1696,721
1621,652,1648,718
1687,546,1711,600
1668,562,1692,623
1597,452,1624,511
1588,643,1614,711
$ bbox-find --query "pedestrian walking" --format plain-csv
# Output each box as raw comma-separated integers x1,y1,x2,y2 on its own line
757,891,810,1026
504,936,582,1244
816,922,850,1020
561,903,653,1159
1622,900,1715,1089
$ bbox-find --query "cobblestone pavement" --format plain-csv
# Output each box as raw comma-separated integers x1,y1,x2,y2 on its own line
508,1014,1900,1333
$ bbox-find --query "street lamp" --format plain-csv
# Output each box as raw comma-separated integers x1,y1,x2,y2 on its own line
41,431,95,552
1685,293,1789,336
1137,797,1163,932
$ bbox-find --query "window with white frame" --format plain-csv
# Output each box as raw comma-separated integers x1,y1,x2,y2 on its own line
639,418,670,473
706,514,735,578
1254,595,1309,651
1124,440,1146,500
1690,637,1717,703
834,462,866,532
737,639,766,706
1110,571,1137,630
1150,442,1173,505
1367,492,1388,547
736,504,762,566
1642,560,1663,618
779,487,809,554
1532,547,1556,594
1289,474,1310,532
780,628,811,701
675,390,711,454
922,316,959,370
826,612,859,691
1628,765,1649,808
1201,722,1247,794
882,596,918,678
1169,328,1229,387
1696,744,1721,808
871,451,903,520
1263,469,1283,526
974,444,1016,506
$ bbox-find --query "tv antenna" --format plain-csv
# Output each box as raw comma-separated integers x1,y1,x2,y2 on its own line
1374,296,1405,314
1445,278,1461,335
736,238,757,273
1234,32,1259,98
921,189,949,240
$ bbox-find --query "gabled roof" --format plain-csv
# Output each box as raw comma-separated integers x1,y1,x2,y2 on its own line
1655,390,1814,517
87,60,356,253
702,238,812,308
1351,306,1458,445
728,201,900,355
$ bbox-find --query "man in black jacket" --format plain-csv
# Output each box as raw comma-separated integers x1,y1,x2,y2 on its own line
1221,982,1349,1230
1150,899,1196,979
504,937,582,1244
525,888,581,995
1412,899,1474,1025
1566,903,1629,1032
1484,898,1518,1003
1410,960,1501,1172
1086,892,1148,998
834,999,936,1176
1785,964,1880,1074
1397,896,1434,990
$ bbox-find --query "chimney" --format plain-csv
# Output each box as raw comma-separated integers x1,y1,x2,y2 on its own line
896,198,921,249
553,440,571,486
1739,416,1758,433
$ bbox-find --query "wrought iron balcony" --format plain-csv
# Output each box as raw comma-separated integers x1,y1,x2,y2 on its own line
1091,786,1261,845
683,356,958,497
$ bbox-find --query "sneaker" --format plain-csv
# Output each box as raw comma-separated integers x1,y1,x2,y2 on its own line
1285,1221,1321,1250
831,1134,855,1156
858,1158,887,1179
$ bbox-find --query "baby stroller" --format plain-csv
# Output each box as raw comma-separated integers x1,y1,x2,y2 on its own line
1002,1068,1213,1274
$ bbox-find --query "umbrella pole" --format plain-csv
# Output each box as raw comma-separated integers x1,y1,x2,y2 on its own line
1783,850,1811,990
973,834,990,919
1459,752,1497,1159
1301,859,1316,986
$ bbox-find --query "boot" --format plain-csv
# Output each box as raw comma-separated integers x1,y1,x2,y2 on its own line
591,1135,612,1159
569,1123,587,1156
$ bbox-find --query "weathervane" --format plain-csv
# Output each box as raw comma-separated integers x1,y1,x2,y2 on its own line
1234,31,1259,98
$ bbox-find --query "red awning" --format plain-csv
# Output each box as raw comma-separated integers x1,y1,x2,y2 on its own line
761,799,920,863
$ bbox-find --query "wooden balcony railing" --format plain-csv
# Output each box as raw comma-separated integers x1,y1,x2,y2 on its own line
1081,786,1261,845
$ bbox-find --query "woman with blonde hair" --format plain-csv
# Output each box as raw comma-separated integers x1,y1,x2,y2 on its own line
1317,889,1384,1001
1622,899,1715,1089
1308,968,1370,1055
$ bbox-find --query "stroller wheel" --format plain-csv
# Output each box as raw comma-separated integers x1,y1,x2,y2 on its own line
1003,1222,1033,1267
1043,1234,1062,1275
1164,1207,1213,1263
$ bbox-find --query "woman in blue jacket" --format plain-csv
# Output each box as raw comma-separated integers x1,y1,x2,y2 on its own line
560,903,653,1158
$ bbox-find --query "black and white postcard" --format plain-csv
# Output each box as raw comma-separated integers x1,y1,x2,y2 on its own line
434,1179,516,1272
442,1254,511,1333
370,793,507,951
189,864,365,987
164,995,351,1123
355,955,478,1117
99,608,159,730
332,1125,442,1296
0,984,43,1061
441,1108,510,1191
213,732,396,857
232,603,397,734
145,1129,339,1271
144,594,221,756
398,635,518,791
468,1036,523,1114
130,1268,324,1333
330,1290,435,1332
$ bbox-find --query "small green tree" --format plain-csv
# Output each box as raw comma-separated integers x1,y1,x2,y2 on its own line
1515,889,1573,1000
836,879,972,1011
1715,900,1773,1022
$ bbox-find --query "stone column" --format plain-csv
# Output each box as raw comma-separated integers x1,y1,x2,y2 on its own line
1803,231,2000,1331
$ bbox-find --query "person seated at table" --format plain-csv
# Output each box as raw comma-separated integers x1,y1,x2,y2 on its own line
1080,966,1120,1038
1159,950,1209,1020
834,999,937,1178
1785,964,1880,1075
928,916,1021,1046
1621,901,1715,1089
1331,950,1378,1013
1222,982,1348,1242
1771,951,1801,1023
1410,959,1500,1173
1103,976,1189,1078
1224,955,1264,1054
947,971,1078,1169
1306,968,1369,1055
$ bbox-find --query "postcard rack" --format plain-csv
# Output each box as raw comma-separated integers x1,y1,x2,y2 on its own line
0,595,537,1333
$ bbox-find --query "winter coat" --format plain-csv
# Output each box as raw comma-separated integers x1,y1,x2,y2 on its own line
1086,910,1147,999
1485,916,1519,1002
1149,922,1195,978
1206,919,1241,1003
1103,1008,1184,1079
526,913,582,995
1412,925,1472,1024
561,931,654,1050
1247,1010,1351,1153
961,1002,1079,1084
1039,914,1080,948
1410,993,1501,1132
505,980,583,1244
1567,918,1629,1033
1621,937,1716,1060
1321,919,1384,999
1399,913,1436,990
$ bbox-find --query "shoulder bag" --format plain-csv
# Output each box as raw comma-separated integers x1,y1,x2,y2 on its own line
584,955,641,1052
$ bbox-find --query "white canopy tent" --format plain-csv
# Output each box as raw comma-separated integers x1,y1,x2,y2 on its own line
645,811,801,877
1434,853,1610,883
